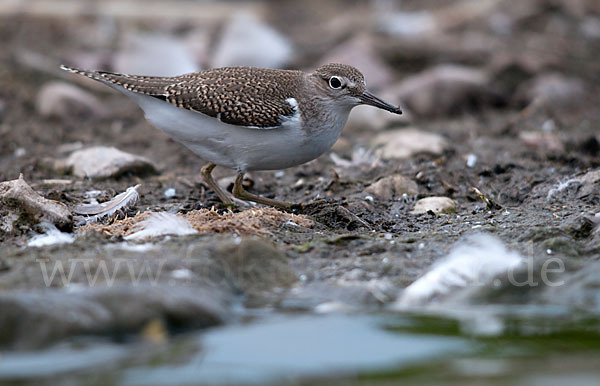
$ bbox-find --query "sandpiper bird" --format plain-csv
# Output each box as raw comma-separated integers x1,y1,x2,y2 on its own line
61,63,402,208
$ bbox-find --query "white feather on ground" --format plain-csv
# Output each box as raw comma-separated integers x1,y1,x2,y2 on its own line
74,184,140,225
394,234,524,307
124,212,197,240
28,223,75,247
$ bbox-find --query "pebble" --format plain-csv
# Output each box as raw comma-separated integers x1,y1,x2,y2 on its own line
377,11,437,37
36,81,107,119
514,72,586,108
365,174,418,200
211,12,293,68
372,128,449,159
345,104,408,133
0,174,72,233
466,153,477,168
519,131,565,152
164,188,176,198
58,146,157,179
14,148,26,158
411,196,457,215
113,32,199,76
318,34,393,91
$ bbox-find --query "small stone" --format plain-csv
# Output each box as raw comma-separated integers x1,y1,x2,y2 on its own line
519,131,565,152
59,146,157,179
365,175,418,200
211,12,293,69
113,33,199,76
466,153,477,168
345,104,408,133
36,81,107,119
385,65,491,117
377,11,437,37
514,72,586,108
411,197,456,215
0,174,72,233
372,128,449,159
318,34,393,91
164,188,176,198
581,16,600,39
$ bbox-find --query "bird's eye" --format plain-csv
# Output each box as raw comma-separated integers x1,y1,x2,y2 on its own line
329,76,343,89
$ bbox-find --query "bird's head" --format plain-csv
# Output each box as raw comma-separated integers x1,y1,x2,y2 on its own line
310,63,402,114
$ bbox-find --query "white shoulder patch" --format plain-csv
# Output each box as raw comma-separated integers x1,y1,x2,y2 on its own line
286,97,298,110
281,97,302,129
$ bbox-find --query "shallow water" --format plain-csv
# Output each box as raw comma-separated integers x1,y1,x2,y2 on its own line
2,305,600,386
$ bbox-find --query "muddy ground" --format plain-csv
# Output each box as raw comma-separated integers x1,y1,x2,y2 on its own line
1,0,600,385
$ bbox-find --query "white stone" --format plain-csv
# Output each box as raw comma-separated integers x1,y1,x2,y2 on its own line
164,188,176,198
211,12,293,68
60,146,156,179
411,197,456,215
113,33,199,76
317,34,393,91
372,128,448,159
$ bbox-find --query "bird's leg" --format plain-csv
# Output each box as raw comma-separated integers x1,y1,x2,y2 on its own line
200,162,233,205
232,172,293,209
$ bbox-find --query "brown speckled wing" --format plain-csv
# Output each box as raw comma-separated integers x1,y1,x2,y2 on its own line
62,66,301,128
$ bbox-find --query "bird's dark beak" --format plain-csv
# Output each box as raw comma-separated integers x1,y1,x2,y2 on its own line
359,90,402,114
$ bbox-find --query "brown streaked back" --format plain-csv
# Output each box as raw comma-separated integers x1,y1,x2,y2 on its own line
60,65,303,128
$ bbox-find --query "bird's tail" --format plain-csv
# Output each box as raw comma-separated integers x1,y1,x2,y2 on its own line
60,65,171,96
60,65,107,81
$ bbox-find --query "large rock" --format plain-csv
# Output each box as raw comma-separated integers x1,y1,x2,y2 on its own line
386,65,491,117
58,146,157,179
0,175,72,233
372,128,449,159
365,175,418,200
211,12,293,68
36,81,107,119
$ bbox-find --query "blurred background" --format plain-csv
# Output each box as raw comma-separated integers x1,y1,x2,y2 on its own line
2,1,600,385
